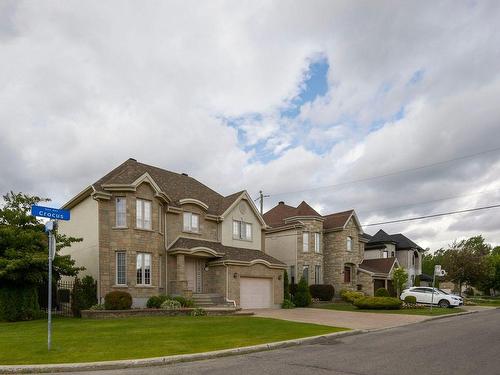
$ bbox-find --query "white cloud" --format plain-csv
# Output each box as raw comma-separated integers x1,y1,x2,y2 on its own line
1,0,500,249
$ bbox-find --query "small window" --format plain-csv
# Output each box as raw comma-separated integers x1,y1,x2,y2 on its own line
303,265,309,282
183,212,200,232
136,253,152,285
344,265,351,283
315,265,322,284
115,197,127,227
314,233,320,253
303,232,309,252
347,236,353,252
136,199,152,230
116,252,126,285
233,220,252,240
382,250,388,258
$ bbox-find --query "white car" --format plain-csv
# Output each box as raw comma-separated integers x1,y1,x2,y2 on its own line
400,287,463,308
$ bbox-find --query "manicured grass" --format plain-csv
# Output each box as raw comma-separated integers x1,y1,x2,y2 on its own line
467,298,500,307
314,302,466,316
0,316,347,365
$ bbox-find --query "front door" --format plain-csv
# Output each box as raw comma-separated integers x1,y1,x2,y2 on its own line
186,258,203,293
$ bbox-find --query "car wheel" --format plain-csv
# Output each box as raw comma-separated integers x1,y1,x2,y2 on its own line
438,299,450,308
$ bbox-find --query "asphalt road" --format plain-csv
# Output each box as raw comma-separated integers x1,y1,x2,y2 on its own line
54,309,500,375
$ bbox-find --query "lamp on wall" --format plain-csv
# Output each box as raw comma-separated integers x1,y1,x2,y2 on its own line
278,274,282,280
233,272,238,279
204,264,209,271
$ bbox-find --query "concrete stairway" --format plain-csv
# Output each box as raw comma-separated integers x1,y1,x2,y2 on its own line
192,293,234,308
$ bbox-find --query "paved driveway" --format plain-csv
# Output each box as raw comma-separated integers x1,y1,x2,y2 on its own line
249,307,429,330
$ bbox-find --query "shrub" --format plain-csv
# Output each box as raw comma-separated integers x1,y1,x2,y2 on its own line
89,304,106,310
404,295,417,308
71,276,98,317
354,296,402,310
172,296,194,307
191,307,207,316
0,286,41,321
309,284,335,301
464,287,475,297
104,291,132,310
290,283,298,297
283,270,290,300
375,288,390,297
57,288,71,303
146,295,170,308
341,290,364,303
293,277,312,307
161,299,182,310
281,299,295,309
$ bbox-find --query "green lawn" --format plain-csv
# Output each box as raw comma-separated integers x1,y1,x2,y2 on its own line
0,316,347,365
314,303,466,316
467,297,500,307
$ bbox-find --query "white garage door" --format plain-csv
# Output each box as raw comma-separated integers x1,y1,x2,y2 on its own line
240,277,273,309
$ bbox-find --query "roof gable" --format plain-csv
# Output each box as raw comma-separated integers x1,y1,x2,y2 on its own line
359,257,399,274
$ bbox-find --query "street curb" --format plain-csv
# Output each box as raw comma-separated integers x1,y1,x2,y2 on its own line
0,329,361,374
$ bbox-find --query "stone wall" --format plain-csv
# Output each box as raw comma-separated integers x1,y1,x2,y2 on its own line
98,182,165,306
323,218,364,295
296,220,324,285
357,270,374,296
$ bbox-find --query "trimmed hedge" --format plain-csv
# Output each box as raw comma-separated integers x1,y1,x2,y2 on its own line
172,296,195,308
293,277,311,307
375,288,390,297
0,286,41,321
146,295,170,308
309,284,335,301
404,295,417,307
104,291,132,310
341,290,364,303
354,296,403,310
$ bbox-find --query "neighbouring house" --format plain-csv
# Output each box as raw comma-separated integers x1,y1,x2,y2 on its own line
363,229,424,287
358,257,400,296
59,158,285,309
263,201,369,296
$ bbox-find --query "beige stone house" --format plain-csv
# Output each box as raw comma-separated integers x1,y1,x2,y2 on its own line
263,201,368,296
59,158,285,308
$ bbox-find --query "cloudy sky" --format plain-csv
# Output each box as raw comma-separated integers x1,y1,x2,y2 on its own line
2,1,500,251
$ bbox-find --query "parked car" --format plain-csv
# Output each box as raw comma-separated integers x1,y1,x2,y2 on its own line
400,287,463,308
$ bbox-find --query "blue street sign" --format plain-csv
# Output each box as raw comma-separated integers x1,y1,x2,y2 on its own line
31,205,70,221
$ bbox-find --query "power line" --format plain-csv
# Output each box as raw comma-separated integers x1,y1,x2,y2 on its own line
356,187,500,216
362,203,500,227
267,145,500,197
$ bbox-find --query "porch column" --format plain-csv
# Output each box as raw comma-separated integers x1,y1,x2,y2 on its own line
176,254,185,282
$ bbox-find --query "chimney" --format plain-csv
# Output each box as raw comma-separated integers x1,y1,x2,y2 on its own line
181,173,188,176
278,201,285,205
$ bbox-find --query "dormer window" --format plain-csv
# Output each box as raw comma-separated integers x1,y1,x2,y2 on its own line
233,220,252,240
183,212,199,233
136,199,152,230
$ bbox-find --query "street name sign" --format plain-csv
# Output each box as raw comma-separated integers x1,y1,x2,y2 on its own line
31,205,70,221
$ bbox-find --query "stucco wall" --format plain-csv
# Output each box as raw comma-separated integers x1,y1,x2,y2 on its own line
221,198,262,250
265,229,298,274
59,196,99,280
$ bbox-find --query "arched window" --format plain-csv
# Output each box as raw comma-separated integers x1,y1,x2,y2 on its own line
347,236,353,252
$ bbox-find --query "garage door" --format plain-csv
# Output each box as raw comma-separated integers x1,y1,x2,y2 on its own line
240,277,273,309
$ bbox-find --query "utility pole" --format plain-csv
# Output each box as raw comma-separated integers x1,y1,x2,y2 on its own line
257,190,270,214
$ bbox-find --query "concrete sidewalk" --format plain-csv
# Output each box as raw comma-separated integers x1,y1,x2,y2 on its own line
250,308,429,330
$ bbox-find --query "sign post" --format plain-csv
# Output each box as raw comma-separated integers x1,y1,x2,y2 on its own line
31,205,70,351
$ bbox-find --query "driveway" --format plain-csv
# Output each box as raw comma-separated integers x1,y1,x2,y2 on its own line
249,307,429,330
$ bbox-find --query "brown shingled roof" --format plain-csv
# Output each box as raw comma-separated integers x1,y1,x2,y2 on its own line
168,237,285,265
263,201,320,227
92,159,242,216
359,257,397,274
322,210,354,230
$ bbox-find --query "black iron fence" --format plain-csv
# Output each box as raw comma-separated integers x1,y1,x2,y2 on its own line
38,280,74,317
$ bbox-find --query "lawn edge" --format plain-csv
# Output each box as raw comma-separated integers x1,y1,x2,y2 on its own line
0,329,358,374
